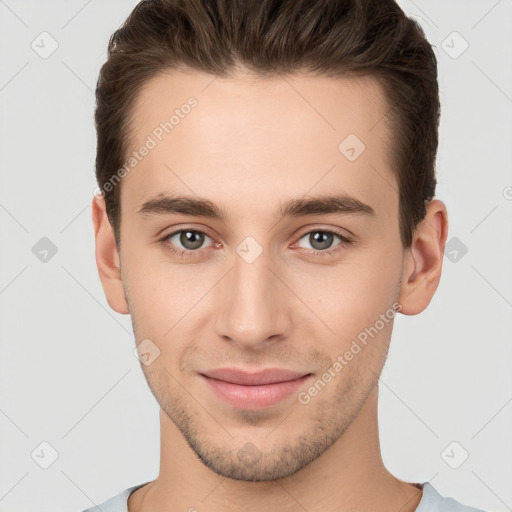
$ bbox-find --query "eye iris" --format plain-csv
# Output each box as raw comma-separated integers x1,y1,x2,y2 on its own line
310,231,333,250
180,230,204,250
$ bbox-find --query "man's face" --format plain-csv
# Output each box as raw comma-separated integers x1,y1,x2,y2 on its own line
116,69,404,481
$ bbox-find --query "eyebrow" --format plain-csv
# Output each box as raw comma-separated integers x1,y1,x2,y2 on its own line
137,193,375,220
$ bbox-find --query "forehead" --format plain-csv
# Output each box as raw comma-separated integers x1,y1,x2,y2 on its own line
130,68,391,148
121,68,397,222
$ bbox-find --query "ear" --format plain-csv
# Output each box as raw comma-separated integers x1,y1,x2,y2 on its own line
397,199,449,315
91,196,129,314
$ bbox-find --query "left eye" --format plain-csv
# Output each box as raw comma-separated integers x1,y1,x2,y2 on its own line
296,230,347,251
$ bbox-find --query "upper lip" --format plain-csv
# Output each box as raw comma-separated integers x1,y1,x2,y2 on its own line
201,368,311,385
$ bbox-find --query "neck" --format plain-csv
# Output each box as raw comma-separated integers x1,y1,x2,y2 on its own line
129,386,422,512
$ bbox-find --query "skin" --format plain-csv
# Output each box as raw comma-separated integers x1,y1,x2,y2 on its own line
92,68,448,512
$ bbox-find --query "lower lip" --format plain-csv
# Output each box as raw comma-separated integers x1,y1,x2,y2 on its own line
201,374,313,410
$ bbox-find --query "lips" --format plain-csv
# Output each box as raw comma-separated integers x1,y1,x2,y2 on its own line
201,368,310,385
199,368,313,409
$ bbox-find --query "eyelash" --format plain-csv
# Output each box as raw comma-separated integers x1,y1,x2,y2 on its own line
159,227,352,260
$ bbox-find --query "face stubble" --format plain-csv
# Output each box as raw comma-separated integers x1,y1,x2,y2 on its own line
124,277,399,482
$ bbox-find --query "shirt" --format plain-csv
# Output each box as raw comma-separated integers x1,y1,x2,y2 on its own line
81,481,489,512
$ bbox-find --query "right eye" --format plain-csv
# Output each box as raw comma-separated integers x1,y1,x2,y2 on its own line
161,228,218,258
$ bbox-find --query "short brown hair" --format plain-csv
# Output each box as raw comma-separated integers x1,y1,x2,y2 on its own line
95,0,439,249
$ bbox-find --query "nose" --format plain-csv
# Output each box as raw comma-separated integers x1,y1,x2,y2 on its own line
214,248,291,351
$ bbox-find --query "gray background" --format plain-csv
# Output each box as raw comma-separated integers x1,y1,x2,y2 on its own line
0,1,511,511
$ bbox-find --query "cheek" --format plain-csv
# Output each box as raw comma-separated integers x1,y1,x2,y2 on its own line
123,252,215,343
285,254,400,339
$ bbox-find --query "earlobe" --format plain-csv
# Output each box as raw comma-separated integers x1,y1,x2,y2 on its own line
397,199,449,315
91,196,129,314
